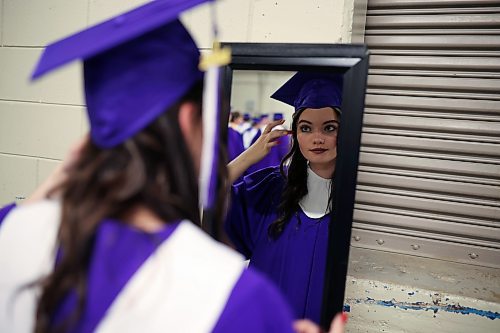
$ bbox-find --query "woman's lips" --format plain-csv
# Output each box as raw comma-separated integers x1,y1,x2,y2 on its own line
310,148,327,154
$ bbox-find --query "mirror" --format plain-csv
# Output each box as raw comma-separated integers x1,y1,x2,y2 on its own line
217,43,370,328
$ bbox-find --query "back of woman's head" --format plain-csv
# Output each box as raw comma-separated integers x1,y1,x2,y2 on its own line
35,80,204,333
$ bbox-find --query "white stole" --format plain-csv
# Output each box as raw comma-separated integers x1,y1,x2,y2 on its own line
0,200,246,333
298,166,332,218
0,200,61,333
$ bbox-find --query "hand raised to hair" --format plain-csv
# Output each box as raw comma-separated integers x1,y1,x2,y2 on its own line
245,119,289,164
23,134,89,204
227,119,290,184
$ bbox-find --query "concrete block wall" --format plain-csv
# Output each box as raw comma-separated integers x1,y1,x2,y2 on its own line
0,0,358,205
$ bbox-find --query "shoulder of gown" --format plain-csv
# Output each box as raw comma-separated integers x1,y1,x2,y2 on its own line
234,166,285,208
225,166,285,258
213,267,295,333
0,202,17,228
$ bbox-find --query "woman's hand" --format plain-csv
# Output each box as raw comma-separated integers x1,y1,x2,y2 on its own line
228,119,290,184
23,134,89,204
293,313,348,333
246,119,289,163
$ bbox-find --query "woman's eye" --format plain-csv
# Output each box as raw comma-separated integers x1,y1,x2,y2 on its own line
324,125,337,133
299,125,311,132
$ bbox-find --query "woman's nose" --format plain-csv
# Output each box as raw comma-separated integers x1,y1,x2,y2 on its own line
313,136,325,144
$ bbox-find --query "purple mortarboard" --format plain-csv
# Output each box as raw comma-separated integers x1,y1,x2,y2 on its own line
31,0,212,148
243,113,251,121
273,113,284,121
270,72,343,113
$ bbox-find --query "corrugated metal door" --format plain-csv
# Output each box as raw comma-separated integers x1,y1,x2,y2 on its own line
353,0,500,268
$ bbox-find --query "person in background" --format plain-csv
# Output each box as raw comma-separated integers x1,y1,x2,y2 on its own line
227,111,245,162
258,113,271,131
225,72,343,324
238,112,252,134
0,1,299,332
244,112,291,175
242,115,263,149
229,110,244,131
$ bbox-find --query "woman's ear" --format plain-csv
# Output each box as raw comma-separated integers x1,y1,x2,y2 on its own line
178,101,203,172
178,102,202,141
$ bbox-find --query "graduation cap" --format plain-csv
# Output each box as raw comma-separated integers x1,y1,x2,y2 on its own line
273,113,284,121
270,72,343,113
31,0,212,148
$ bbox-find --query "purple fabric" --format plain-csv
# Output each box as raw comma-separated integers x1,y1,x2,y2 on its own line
242,127,261,150
49,218,294,332
270,72,342,112
32,0,210,79
32,0,207,148
0,203,16,228
213,268,294,333
225,166,329,324
52,219,180,332
246,135,290,175
227,127,244,162
83,20,203,148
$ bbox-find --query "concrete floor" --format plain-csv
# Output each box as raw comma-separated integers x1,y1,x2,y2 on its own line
344,247,500,332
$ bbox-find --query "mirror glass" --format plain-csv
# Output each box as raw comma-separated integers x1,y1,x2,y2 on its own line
224,69,344,324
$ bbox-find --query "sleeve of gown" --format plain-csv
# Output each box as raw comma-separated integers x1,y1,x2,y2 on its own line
224,167,283,259
0,203,16,228
212,268,295,333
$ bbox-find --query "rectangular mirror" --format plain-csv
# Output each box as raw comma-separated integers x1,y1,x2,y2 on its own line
219,43,369,329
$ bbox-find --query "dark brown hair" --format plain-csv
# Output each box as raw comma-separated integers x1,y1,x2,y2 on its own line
34,80,226,332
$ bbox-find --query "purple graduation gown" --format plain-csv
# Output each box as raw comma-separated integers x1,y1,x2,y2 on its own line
246,134,290,175
0,204,294,333
225,166,329,324
227,127,244,162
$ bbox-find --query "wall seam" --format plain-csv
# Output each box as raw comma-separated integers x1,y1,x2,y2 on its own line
246,0,255,42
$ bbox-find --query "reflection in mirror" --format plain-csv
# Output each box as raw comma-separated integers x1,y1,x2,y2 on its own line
227,71,295,175
224,69,344,324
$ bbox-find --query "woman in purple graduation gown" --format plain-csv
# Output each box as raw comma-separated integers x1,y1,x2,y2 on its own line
226,71,343,325
0,1,299,333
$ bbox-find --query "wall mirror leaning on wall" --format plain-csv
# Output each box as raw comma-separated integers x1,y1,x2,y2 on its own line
217,43,370,329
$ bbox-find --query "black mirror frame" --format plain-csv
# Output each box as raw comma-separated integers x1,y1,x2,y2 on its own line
219,43,370,329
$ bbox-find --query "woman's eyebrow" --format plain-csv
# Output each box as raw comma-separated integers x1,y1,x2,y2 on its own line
298,119,340,125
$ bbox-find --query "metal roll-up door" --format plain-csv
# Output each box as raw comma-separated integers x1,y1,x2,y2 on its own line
353,0,500,268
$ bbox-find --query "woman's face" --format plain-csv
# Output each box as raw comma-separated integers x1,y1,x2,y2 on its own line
296,107,339,170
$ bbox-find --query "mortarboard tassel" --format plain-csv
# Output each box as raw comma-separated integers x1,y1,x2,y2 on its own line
198,2,231,237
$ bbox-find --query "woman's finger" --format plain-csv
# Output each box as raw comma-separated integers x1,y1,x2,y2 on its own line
262,118,285,134
293,319,322,333
267,129,289,142
329,312,348,333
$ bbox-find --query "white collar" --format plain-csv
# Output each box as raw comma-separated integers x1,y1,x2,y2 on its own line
298,166,332,218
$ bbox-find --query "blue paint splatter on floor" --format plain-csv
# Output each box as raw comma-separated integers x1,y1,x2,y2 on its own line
346,298,500,320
